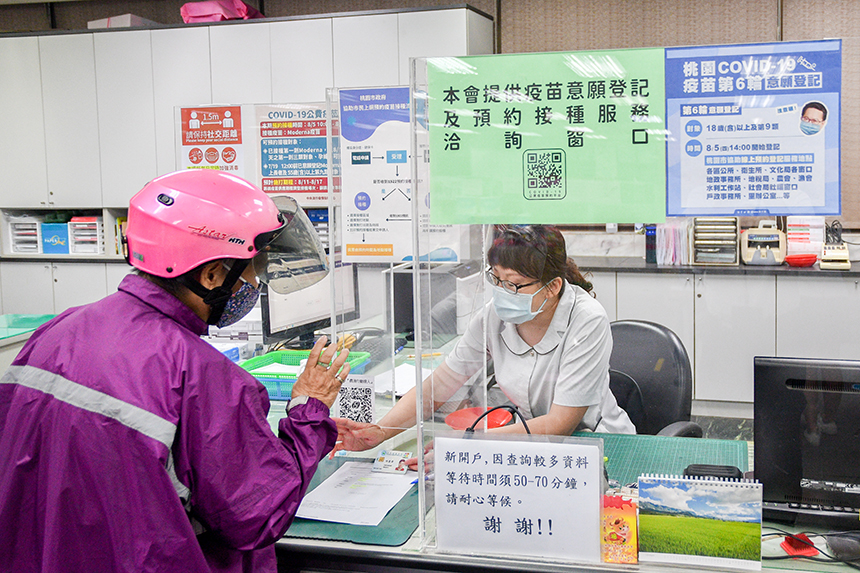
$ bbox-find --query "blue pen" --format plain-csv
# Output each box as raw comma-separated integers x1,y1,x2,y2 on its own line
394,345,405,354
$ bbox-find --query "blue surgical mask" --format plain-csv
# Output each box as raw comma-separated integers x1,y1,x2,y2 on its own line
217,278,260,328
492,283,548,324
800,120,822,136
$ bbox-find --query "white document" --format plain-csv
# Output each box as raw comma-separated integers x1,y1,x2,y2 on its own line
296,461,415,526
373,364,431,396
248,363,302,376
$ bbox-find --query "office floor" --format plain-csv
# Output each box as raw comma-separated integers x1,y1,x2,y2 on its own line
692,415,753,441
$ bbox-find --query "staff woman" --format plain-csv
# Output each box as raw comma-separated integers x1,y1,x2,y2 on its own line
333,225,634,454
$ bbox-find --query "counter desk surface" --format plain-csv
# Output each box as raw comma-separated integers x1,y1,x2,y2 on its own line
273,433,846,573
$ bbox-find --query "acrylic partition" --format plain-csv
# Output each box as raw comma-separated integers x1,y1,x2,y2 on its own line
410,56,496,556
408,49,768,571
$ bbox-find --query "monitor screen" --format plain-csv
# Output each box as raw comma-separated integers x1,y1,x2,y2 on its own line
261,261,359,346
754,356,860,529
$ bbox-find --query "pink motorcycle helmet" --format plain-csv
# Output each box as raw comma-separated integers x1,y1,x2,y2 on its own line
125,170,328,295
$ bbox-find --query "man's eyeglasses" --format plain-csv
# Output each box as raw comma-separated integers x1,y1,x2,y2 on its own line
801,115,825,125
486,268,541,294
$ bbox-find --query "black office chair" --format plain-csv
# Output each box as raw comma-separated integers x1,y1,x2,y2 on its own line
608,369,646,433
609,320,703,438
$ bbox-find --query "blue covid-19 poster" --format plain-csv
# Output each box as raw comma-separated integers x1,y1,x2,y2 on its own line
665,40,841,216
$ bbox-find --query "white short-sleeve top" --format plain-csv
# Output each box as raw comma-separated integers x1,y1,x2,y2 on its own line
445,282,635,434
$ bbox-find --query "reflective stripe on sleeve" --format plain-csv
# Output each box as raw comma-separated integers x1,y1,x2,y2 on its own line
1,364,190,501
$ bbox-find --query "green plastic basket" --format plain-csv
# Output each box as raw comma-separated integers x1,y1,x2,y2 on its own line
240,350,370,400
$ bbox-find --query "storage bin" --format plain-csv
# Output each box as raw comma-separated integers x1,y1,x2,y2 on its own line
240,349,370,400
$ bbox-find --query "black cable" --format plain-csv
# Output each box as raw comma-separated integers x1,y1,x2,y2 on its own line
466,405,531,434
762,526,860,570
825,219,844,245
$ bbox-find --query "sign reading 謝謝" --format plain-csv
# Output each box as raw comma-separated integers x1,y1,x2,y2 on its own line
426,49,667,225
666,40,841,217
434,435,602,563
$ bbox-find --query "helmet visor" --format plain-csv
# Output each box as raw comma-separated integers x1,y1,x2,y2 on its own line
252,196,329,295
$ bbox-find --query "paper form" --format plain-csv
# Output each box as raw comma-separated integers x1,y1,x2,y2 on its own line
373,363,431,396
295,461,415,526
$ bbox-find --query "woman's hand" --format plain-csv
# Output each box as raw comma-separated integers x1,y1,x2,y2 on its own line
329,417,387,457
291,336,350,408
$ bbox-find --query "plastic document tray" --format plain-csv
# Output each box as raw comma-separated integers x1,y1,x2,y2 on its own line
240,350,370,400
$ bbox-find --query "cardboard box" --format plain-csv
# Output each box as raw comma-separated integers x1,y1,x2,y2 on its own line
87,14,161,29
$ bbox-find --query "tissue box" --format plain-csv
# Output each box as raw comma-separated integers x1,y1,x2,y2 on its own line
87,14,161,29
41,223,69,254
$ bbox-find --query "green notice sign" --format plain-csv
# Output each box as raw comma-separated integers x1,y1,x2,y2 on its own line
427,49,667,224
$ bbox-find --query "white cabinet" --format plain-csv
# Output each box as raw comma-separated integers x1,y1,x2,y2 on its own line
52,263,108,313
0,261,106,315
106,263,133,295
776,275,860,360
270,18,334,103
616,273,695,370
397,9,494,83
94,30,158,208
0,36,49,207
39,34,102,208
693,274,775,403
152,26,212,176
210,22,272,104
332,14,400,88
1,262,54,314
588,271,616,322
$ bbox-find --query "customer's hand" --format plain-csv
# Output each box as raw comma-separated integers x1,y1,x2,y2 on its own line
403,441,434,472
292,336,350,408
329,418,386,457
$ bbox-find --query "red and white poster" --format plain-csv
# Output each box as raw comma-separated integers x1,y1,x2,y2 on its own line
180,106,244,174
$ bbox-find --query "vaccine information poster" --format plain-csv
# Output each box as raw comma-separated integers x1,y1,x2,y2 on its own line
339,87,461,263
426,50,667,225
434,436,602,563
254,103,332,207
666,40,841,216
180,106,244,174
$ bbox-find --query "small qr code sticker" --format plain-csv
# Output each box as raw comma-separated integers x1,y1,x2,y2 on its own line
523,148,566,200
331,376,374,423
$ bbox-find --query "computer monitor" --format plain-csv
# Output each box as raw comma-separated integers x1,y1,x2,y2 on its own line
754,356,860,529
261,261,359,347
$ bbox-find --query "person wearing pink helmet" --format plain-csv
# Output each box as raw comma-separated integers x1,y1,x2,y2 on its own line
0,170,349,573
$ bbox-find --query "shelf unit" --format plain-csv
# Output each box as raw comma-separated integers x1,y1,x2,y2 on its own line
0,208,126,260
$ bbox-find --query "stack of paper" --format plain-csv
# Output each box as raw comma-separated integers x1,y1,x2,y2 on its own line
373,364,431,396
656,219,691,265
786,216,825,256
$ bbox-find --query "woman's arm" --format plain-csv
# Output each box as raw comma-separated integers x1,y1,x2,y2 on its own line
489,403,589,436
330,361,469,454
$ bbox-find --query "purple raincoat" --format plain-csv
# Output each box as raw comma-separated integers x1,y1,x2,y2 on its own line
0,275,336,572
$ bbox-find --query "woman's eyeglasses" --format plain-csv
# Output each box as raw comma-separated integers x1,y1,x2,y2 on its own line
486,268,541,294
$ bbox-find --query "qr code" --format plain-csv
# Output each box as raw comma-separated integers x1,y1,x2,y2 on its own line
523,149,566,200
331,377,374,423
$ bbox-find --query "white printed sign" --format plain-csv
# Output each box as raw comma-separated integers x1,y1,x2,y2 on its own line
434,436,602,563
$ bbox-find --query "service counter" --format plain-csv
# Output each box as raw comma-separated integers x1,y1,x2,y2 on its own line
565,257,860,416
272,431,846,573
0,314,54,372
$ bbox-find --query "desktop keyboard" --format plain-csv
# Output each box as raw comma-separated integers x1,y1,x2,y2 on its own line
764,501,860,530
